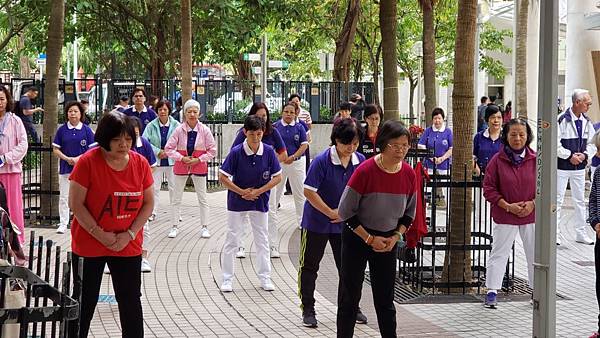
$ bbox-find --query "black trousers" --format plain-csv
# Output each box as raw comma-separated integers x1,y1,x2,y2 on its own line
71,254,144,338
595,240,600,333
298,229,341,313
21,119,39,142
337,227,397,338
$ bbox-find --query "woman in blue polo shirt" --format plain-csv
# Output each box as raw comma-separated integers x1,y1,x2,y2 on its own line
473,104,503,175
298,118,368,328
52,101,96,234
418,108,453,207
219,115,282,293
231,102,286,258
272,103,308,257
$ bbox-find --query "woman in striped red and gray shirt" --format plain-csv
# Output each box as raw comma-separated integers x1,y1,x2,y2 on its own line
337,120,417,338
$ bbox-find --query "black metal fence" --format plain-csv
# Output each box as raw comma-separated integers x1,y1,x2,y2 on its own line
7,78,374,124
22,143,59,225
398,156,519,296
0,231,81,337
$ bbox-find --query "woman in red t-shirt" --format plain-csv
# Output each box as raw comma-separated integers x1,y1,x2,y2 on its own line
69,111,154,338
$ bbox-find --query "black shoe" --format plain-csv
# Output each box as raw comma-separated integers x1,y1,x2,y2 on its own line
405,248,416,263
302,309,317,328
284,191,293,195
355,308,368,324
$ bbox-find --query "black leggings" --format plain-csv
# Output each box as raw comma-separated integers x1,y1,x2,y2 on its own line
337,227,397,338
71,254,144,338
595,240,600,333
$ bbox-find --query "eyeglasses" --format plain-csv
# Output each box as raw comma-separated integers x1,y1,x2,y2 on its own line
133,95,144,98
387,143,410,151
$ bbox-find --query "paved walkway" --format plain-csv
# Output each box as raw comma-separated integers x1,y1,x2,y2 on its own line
28,189,598,337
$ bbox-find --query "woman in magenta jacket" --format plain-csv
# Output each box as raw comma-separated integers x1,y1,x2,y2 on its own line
482,118,536,309
165,99,216,239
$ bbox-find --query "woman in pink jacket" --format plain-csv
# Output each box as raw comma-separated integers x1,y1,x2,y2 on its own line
0,86,28,244
482,118,536,309
165,99,216,239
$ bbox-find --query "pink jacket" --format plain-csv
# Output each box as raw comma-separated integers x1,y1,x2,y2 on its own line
165,122,216,175
483,146,536,225
0,112,28,174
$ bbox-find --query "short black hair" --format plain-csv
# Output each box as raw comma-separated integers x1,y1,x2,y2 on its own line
119,95,129,102
288,94,301,102
431,107,445,120
363,104,383,120
243,114,265,132
155,100,172,114
484,104,501,122
376,120,410,151
480,96,488,104
501,118,533,147
64,100,85,123
330,118,364,145
26,86,39,93
95,111,136,151
128,116,142,131
339,101,353,111
489,95,497,103
248,102,272,134
131,87,146,99
80,99,89,105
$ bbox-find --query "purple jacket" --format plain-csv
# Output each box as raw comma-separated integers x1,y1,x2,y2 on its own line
483,147,536,225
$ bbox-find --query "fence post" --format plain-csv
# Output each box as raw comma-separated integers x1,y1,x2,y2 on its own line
197,83,207,120
309,84,319,122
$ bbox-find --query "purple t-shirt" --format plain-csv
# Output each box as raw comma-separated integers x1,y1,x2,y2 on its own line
52,123,97,175
473,129,502,172
133,136,157,167
301,147,365,234
219,142,282,212
231,128,286,155
418,126,453,170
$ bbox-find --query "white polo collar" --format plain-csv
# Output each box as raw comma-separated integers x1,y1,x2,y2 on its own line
133,105,148,113
570,110,584,122
183,122,202,132
136,136,143,148
67,122,83,130
243,139,264,156
329,145,360,166
159,119,170,127
432,124,446,132
281,119,296,127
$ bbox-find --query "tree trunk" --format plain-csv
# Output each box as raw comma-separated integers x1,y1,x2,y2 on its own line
181,0,193,102
333,0,361,82
422,1,437,116
441,0,476,293
380,0,399,120
151,23,167,98
40,0,64,220
408,76,417,123
236,55,253,99
18,34,30,78
515,0,529,118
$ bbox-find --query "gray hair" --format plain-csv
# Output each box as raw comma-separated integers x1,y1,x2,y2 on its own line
593,130,600,149
572,88,590,104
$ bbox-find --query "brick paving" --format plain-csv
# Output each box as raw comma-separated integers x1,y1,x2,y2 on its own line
26,189,598,337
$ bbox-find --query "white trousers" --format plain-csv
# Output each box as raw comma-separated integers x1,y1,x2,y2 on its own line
152,166,175,215
222,211,271,281
485,222,535,291
556,169,587,235
171,175,208,227
275,157,306,228
238,190,278,248
58,174,70,227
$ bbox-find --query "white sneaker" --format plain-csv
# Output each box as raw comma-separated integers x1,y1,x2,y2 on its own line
56,224,67,234
148,213,156,222
236,247,246,258
270,247,280,258
575,232,594,245
201,227,211,238
221,279,233,292
260,278,275,291
141,258,152,273
103,264,110,274
168,227,178,238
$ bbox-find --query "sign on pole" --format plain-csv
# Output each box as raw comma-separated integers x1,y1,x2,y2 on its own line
243,53,261,61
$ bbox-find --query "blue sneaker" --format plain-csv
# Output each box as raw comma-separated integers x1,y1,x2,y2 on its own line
484,292,497,308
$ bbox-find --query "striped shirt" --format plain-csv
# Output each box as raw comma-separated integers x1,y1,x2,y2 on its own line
588,167,600,229
338,157,417,232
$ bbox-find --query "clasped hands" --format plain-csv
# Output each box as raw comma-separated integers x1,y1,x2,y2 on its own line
569,152,586,166
506,200,534,217
369,234,399,253
181,156,200,165
96,230,132,252
239,188,260,201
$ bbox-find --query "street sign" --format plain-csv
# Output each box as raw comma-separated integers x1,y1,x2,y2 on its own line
268,60,290,69
243,53,261,61
252,66,262,74
36,58,46,66
199,69,209,78
318,53,334,72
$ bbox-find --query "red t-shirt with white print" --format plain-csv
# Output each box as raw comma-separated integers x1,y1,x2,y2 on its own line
69,147,153,257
